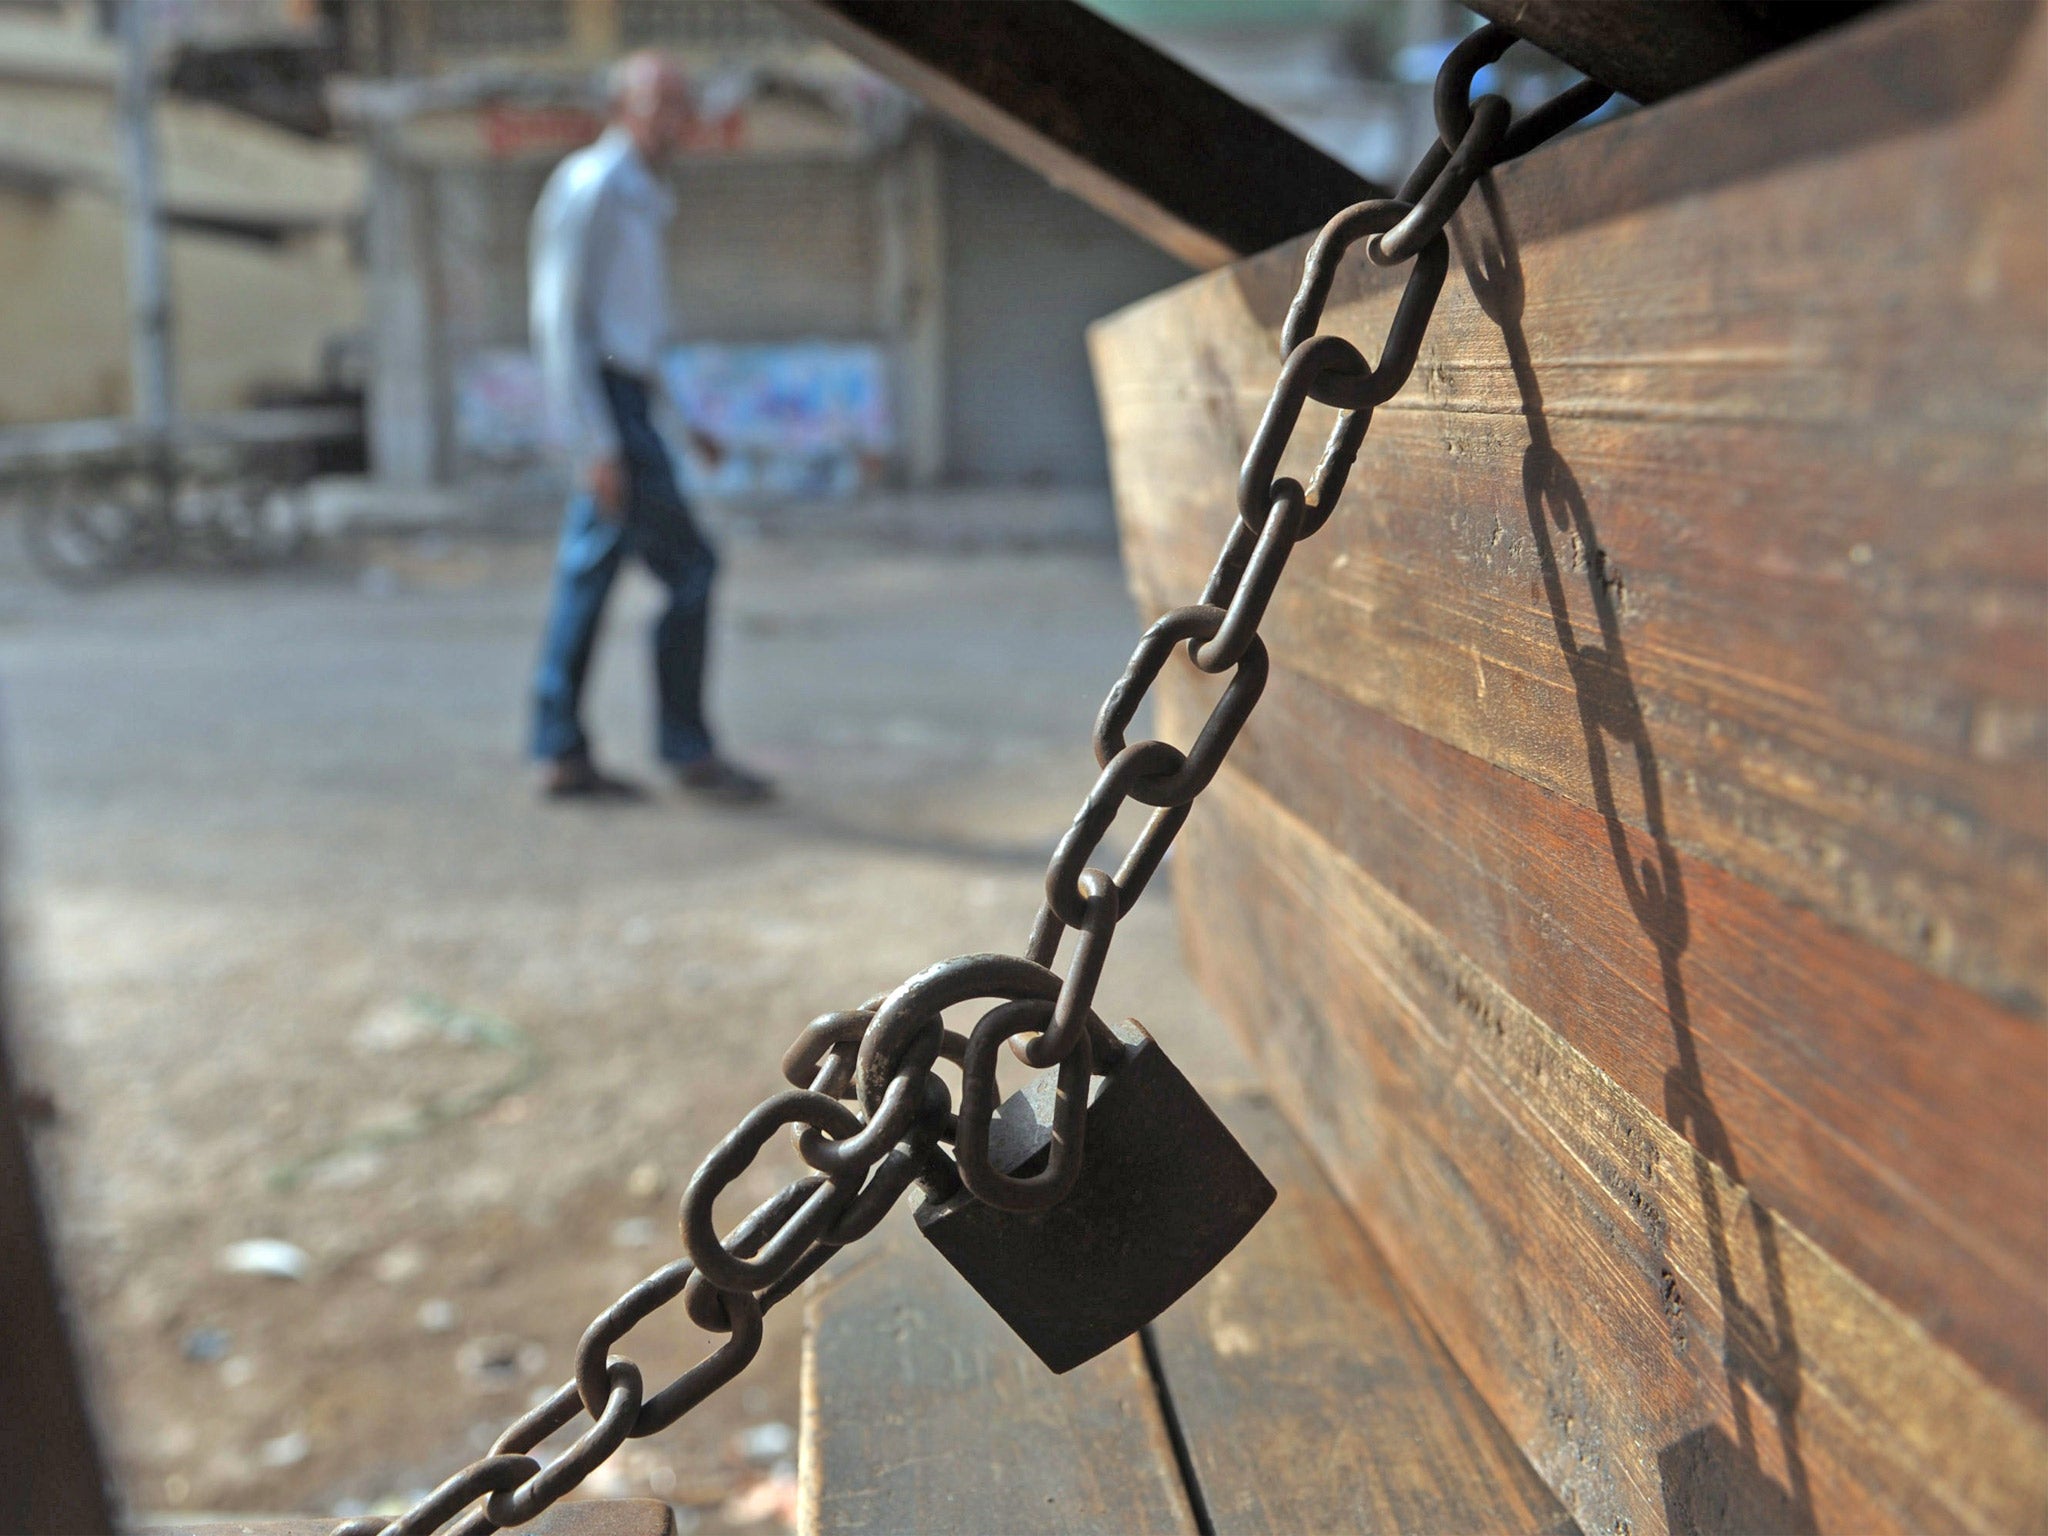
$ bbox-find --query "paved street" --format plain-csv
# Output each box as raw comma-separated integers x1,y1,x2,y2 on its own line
0,525,1250,1527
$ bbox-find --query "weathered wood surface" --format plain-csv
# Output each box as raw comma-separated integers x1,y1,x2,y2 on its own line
799,1219,1197,1536
775,0,1377,269
1147,1093,1577,1535
1198,662,2048,1417
1175,776,2048,1536
803,1096,1575,1535
1089,1,2048,1532
1098,0,2047,1021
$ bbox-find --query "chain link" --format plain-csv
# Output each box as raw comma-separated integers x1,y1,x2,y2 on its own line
331,25,1606,1533
955,997,1093,1210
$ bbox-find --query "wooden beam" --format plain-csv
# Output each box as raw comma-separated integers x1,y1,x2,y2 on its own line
0,932,113,1532
1463,0,1890,103
773,0,1382,270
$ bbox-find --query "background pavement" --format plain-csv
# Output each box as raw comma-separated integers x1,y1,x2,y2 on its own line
0,524,1253,1530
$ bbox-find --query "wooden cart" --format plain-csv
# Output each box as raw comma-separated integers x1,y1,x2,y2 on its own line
5,4,2040,1533
800,3,2048,1532
0,405,361,586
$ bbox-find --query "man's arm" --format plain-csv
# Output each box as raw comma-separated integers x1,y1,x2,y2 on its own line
532,174,626,512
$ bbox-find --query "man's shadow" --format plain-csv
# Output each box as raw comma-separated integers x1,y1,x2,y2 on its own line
1453,178,1815,1536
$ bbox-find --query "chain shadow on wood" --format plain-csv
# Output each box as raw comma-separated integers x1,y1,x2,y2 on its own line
1454,175,1816,1536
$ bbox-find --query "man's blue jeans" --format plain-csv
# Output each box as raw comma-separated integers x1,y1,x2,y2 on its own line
531,370,717,767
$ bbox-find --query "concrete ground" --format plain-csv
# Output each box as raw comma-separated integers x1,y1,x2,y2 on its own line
0,519,1254,1530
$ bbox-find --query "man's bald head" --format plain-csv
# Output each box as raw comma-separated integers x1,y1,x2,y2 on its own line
609,50,690,165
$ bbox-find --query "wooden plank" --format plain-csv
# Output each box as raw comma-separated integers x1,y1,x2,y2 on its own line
0,952,113,1533
1176,768,2048,1536
799,1215,1197,1536
773,0,1380,269
1090,0,2048,1017
1085,4,2046,1527
1147,1092,1578,1536
1462,0,1887,104
1168,661,2048,1414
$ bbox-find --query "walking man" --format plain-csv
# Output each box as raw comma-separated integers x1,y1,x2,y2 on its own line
528,50,771,803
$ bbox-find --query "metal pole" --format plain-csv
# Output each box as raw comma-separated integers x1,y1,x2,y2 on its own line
115,0,175,440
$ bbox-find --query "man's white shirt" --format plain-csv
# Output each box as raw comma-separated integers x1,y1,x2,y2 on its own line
529,126,677,472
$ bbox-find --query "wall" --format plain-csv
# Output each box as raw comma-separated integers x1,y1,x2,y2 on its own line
940,130,1190,488
0,26,366,428
369,114,1189,491
426,154,884,354
0,183,361,425
671,156,882,342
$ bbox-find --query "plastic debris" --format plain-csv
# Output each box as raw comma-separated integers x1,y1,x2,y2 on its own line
260,1430,311,1468
736,1421,795,1465
219,1239,310,1281
626,1161,665,1200
456,1335,545,1389
181,1327,231,1362
351,999,433,1055
611,1216,657,1249
374,1243,427,1285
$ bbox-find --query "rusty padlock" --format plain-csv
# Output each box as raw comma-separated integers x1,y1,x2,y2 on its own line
915,1016,1275,1373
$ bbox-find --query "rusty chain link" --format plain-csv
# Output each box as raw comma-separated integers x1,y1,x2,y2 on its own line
330,25,1606,1534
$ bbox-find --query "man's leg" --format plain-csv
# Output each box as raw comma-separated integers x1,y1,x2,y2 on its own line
531,489,628,771
630,481,729,770
630,482,719,767
621,435,771,802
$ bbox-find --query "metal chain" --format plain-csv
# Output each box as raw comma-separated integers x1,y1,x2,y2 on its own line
332,26,1606,1535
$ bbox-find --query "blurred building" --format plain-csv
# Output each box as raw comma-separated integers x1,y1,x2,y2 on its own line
336,0,1202,500
0,0,361,424
0,0,1524,508
1094,0,1458,186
